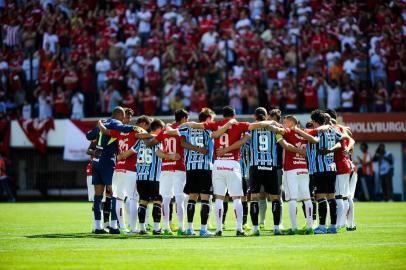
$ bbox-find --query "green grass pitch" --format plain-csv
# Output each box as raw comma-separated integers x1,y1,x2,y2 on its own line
0,202,405,270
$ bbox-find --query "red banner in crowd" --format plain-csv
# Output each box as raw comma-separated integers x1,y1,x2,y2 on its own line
340,113,406,141
18,118,55,154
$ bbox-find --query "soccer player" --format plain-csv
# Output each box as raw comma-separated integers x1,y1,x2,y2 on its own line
176,108,216,236
347,151,358,231
117,119,179,235
245,107,282,235
187,106,276,236
98,110,152,233
324,109,355,231
86,106,142,234
294,109,347,234
267,115,314,235
146,109,207,236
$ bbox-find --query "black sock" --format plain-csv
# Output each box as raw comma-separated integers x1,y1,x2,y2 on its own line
302,201,306,218
242,201,248,225
312,198,317,221
250,201,259,226
138,204,147,224
272,200,281,226
318,199,328,226
222,201,228,224
152,203,162,223
169,201,173,222
200,200,210,225
328,199,337,226
103,196,111,224
279,199,283,224
187,200,196,223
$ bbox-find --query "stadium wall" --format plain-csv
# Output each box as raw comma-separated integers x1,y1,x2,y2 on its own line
9,113,406,200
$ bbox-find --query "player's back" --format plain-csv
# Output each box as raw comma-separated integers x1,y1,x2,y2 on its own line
133,139,162,181
179,125,213,170
248,127,278,167
156,123,185,171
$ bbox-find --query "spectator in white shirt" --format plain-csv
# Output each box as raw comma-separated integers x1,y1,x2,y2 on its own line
370,46,387,86
137,4,152,47
229,79,243,114
36,89,52,120
341,83,354,112
124,29,140,57
95,54,111,91
343,54,360,80
180,77,193,110
71,91,84,119
325,79,341,110
201,26,218,52
126,49,145,80
42,26,58,54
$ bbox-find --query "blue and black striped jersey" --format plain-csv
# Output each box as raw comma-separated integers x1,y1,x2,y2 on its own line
248,128,279,167
307,127,343,174
178,125,214,171
132,139,162,181
240,142,250,179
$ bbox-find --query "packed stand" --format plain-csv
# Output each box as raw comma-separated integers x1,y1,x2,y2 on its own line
0,0,405,120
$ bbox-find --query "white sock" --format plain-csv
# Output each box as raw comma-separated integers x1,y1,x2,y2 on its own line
175,195,185,231
253,225,259,232
116,199,125,230
343,199,349,227
145,204,150,226
274,225,279,230
348,198,355,227
336,198,344,227
125,199,130,222
154,222,160,231
279,199,283,226
110,220,118,229
187,222,193,230
129,198,138,232
215,199,224,232
304,200,313,229
288,200,297,229
259,199,268,225
162,197,171,230
94,220,102,230
233,198,243,232
201,224,207,231
140,223,146,231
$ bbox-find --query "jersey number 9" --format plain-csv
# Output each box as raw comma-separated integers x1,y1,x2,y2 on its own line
219,134,229,148
258,134,269,151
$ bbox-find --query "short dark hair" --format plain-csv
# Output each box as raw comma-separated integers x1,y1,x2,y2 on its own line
255,107,268,121
199,108,215,122
112,106,125,118
136,115,152,126
175,109,189,123
150,119,165,131
324,108,337,120
310,109,326,125
360,142,368,149
222,106,235,118
305,121,313,128
124,108,134,117
269,108,282,121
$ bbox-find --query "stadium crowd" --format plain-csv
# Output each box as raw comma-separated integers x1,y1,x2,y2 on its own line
0,0,405,120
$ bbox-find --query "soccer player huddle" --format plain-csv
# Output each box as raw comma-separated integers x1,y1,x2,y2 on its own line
85,105,358,237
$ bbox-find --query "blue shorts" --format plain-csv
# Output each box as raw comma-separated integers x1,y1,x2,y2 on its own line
92,158,115,186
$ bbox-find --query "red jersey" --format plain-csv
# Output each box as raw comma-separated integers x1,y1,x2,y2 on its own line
110,130,138,172
334,126,352,175
282,128,308,171
155,123,185,171
86,158,92,176
204,120,249,161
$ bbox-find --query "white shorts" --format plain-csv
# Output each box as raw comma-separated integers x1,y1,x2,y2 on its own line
348,172,358,198
283,169,310,201
87,176,106,202
112,170,138,200
212,160,243,197
335,173,350,197
159,170,186,198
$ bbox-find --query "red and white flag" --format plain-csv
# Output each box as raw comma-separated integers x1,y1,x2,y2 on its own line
17,118,55,154
63,120,97,161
